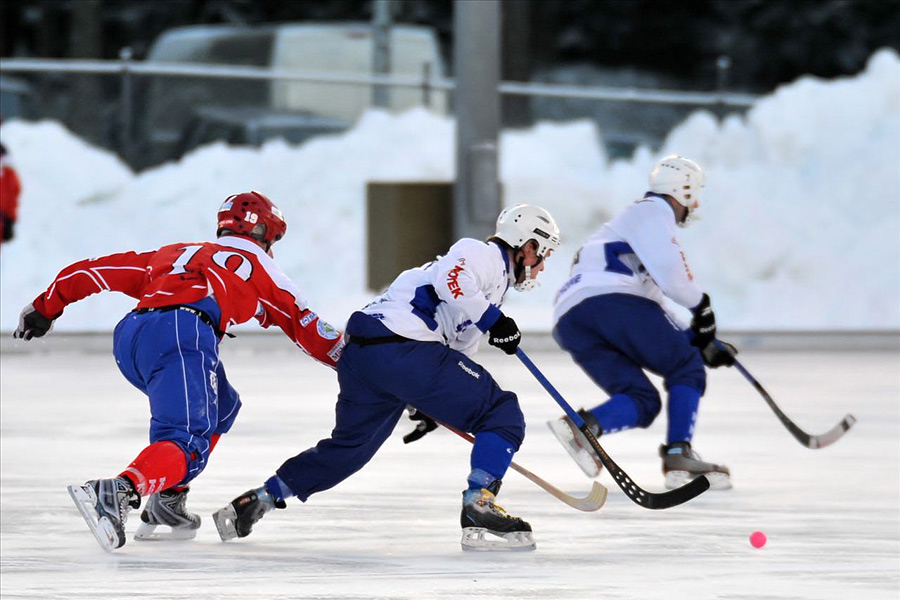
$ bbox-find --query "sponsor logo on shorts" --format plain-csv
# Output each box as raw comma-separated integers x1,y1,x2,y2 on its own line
458,360,480,379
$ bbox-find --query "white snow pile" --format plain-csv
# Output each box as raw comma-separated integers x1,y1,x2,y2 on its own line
1,48,897,332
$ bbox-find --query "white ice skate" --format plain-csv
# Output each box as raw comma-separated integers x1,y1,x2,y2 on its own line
134,487,201,541
67,477,140,552
460,485,535,552
546,414,603,479
661,442,732,490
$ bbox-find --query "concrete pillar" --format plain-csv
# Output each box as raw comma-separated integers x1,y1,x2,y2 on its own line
453,0,502,241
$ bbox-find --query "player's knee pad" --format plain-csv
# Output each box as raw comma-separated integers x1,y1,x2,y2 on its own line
667,353,707,396
473,391,525,450
631,389,663,428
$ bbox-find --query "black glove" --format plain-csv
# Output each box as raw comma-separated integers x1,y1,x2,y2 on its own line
488,314,521,355
13,303,55,340
702,339,738,368
402,408,438,444
689,293,717,350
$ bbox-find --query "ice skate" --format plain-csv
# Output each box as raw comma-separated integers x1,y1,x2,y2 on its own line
460,482,535,552
546,409,603,478
134,487,201,541
660,442,732,490
213,485,286,541
67,477,141,552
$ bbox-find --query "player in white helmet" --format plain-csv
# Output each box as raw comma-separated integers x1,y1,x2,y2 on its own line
547,155,737,490
213,204,560,552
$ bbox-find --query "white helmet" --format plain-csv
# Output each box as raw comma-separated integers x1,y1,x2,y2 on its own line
494,204,561,259
493,204,560,291
648,155,705,227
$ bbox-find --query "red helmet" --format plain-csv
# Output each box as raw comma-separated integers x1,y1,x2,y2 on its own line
216,191,287,248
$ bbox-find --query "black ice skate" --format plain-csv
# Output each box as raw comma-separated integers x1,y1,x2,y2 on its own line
460,481,535,552
546,408,603,478
660,442,732,490
134,487,201,541
212,484,286,541
67,477,141,552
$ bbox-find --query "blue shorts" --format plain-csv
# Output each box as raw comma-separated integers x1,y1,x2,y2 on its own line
553,294,705,426
276,312,525,501
112,300,241,484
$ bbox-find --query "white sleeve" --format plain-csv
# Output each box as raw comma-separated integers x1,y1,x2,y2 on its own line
430,240,502,332
617,201,704,310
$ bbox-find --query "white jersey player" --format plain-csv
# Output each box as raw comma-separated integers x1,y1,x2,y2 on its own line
548,156,738,490
213,204,562,552
362,237,519,356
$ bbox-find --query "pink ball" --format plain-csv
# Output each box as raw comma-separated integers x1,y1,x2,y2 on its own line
750,531,767,548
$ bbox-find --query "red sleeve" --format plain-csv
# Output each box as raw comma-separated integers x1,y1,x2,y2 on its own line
257,301,344,369
255,291,344,370
32,251,153,319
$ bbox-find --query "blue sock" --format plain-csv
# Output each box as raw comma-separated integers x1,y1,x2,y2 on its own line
467,431,514,490
265,475,292,503
590,393,640,434
666,385,701,444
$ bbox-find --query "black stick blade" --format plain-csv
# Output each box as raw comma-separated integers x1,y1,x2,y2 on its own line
581,425,711,510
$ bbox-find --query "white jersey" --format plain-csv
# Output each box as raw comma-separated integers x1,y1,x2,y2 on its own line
362,239,512,357
553,194,703,325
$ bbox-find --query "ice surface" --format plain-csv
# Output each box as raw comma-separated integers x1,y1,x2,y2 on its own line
1,342,897,599
1,49,898,332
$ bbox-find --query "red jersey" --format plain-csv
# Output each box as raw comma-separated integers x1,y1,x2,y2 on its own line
31,235,343,367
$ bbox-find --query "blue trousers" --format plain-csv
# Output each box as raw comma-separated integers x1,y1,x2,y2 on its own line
112,302,241,485
553,294,705,442
276,313,525,501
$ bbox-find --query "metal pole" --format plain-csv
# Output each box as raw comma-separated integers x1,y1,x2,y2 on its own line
421,62,432,108
118,47,134,166
372,0,392,108
453,0,501,241
715,55,732,120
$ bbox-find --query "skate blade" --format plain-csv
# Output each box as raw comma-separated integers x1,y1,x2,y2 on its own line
67,484,122,552
212,505,239,541
460,527,536,552
665,470,732,491
134,521,199,542
546,419,602,479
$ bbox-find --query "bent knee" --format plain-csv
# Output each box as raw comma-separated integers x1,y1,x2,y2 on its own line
471,392,525,450
632,390,663,428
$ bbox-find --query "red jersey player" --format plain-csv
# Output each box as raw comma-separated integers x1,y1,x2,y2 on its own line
13,191,344,551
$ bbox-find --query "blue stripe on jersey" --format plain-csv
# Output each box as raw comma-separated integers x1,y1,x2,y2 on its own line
603,241,636,275
410,284,443,331
475,304,501,332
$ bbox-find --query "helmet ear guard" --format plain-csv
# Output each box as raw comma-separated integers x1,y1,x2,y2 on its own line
648,155,705,227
